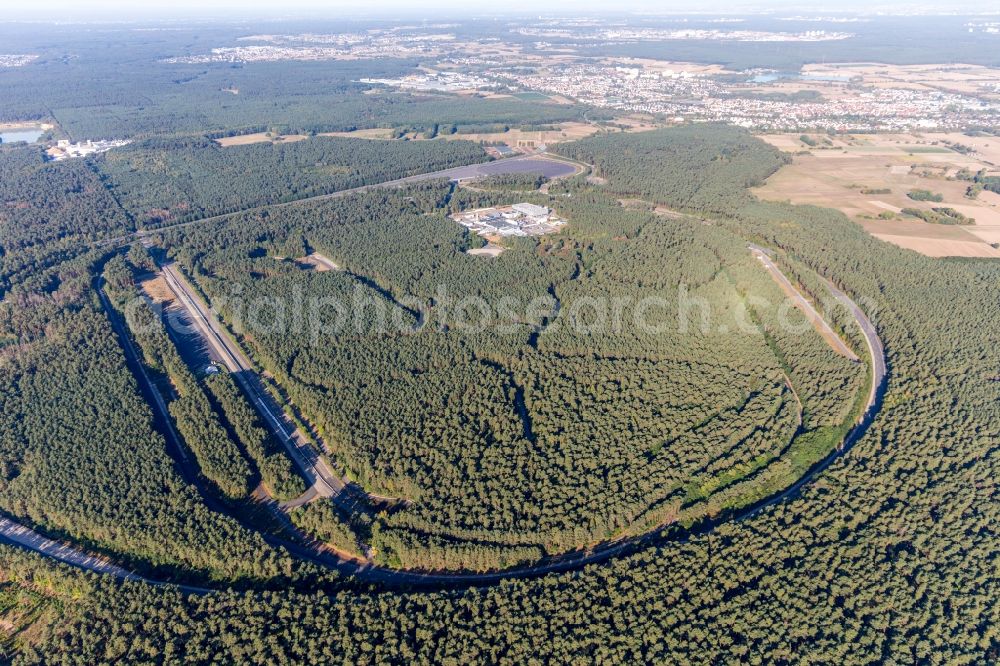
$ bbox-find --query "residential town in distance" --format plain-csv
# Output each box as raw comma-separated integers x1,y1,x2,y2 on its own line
151,21,1000,133
0,54,38,67
489,62,1000,131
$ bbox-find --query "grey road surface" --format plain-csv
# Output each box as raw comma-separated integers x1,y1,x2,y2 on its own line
748,244,885,418
826,280,887,417
0,517,140,580
160,264,387,518
750,244,860,361
160,265,341,499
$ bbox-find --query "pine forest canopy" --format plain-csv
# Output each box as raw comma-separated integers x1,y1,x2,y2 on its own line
0,16,997,664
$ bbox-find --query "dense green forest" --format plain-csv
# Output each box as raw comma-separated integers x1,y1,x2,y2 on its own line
288,500,364,559
0,146,297,583
151,127,864,568
469,172,549,192
98,136,488,227
1,26,998,656
552,124,790,214
0,266,291,581
203,371,307,501
0,22,585,140
4,122,993,664
0,145,134,297
103,258,256,501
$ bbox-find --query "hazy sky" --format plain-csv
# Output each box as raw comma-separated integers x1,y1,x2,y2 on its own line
3,0,996,21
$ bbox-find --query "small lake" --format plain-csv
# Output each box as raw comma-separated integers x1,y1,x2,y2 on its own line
0,128,44,144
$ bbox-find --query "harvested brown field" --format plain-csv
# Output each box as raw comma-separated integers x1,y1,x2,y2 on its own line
964,226,1000,246
755,132,1000,258
869,235,1000,258
856,217,979,240
138,275,176,305
319,128,394,140
215,132,309,147
918,132,1000,167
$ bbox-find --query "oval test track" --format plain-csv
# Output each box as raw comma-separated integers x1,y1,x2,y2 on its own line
0,241,887,592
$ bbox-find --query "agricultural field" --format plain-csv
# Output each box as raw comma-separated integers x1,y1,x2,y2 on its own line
317,128,395,139
754,132,1000,257
215,132,309,147
801,62,1000,101
3,12,1000,665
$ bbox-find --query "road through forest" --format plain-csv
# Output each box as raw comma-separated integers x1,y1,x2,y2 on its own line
1,243,886,591
97,153,583,249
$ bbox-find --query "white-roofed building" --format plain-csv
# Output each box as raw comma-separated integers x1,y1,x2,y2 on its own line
512,203,550,218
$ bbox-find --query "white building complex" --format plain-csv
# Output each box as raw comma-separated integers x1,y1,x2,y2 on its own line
47,139,131,161
452,203,565,238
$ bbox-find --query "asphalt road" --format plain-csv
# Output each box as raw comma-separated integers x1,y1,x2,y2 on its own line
97,153,581,249
750,244,859,361
825,279,887,416
0,517,140,580
97,281,194,469
3,169,889,590
160,264,344,503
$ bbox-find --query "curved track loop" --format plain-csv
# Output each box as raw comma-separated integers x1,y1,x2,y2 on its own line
1,245,886,592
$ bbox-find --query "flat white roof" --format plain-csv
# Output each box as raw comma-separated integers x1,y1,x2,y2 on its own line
512,202,550,217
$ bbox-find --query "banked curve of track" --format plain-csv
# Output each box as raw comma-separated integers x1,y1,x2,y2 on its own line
0,245,887,591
